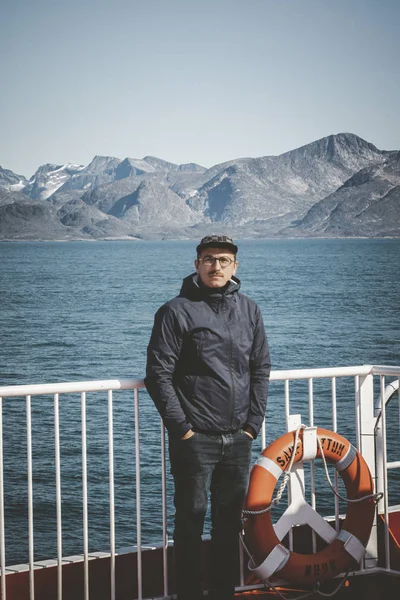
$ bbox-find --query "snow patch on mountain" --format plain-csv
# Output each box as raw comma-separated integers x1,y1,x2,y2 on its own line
23,163,85,200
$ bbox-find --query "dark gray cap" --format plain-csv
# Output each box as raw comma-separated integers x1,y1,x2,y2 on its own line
196,234,238,254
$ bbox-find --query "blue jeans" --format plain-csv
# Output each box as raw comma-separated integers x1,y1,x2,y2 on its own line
169,429,253,600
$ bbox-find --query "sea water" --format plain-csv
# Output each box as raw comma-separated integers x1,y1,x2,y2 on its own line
0,238,399,563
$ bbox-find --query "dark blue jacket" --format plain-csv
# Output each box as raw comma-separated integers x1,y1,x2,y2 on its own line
145,273,270,439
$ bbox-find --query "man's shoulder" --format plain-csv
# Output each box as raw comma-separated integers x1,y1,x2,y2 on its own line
236,291,260,311
156,295,193,316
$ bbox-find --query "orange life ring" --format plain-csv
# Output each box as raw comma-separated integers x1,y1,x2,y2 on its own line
244,428,375,586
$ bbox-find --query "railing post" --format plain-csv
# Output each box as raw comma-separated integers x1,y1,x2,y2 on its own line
54,393,62,600
108,390,116,600
81,392,89,600
356,372,378,569
26,395,34,600
134,388,142,600
0,398,6,600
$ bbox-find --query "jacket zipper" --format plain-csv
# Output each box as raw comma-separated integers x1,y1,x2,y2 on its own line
222,296,236,430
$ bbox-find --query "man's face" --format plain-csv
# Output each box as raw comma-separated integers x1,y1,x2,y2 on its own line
195,247,238,288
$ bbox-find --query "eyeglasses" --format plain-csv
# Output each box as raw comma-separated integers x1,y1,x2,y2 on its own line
198,255,235,269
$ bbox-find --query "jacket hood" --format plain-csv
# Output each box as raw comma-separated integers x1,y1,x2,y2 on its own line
179,272,241,300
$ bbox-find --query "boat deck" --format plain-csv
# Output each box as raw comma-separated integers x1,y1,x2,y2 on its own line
233,572,400,598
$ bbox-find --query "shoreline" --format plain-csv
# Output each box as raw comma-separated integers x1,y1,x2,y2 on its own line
1,235,399,243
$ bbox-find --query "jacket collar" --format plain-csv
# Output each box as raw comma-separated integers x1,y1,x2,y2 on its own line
179,273,240,300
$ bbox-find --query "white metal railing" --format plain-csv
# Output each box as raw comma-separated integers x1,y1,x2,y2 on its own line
375,375,400,572
0,378,143,600
0,366,399,600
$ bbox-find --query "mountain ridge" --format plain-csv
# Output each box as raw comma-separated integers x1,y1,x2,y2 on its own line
1,133,399,240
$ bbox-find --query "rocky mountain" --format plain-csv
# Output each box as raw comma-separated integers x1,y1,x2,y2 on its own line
0,202,67,240
0,188,32,207
129,155,205,174
0,166,28,191
188,133,391,227
54,156,122,194
0,195,135,241
0,133,398,241
288,151,400,237
108,178,197,227
21,163,86,201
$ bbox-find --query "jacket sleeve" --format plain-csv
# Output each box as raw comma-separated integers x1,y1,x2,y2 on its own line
246,306,271,438
145,304,193,439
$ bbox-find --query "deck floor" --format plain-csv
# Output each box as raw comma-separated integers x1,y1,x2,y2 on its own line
233,573,400,599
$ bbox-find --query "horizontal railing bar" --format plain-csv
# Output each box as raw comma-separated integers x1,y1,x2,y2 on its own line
1,367,399,398
270,365,373,381
387,461,400,470
0,379,145,398
348,566,400,577
371,366,400,376
3,547,160,572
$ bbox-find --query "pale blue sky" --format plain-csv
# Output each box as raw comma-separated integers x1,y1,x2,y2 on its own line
1,0,399,177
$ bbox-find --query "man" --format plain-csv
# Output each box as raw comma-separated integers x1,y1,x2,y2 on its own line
145,234,270,600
